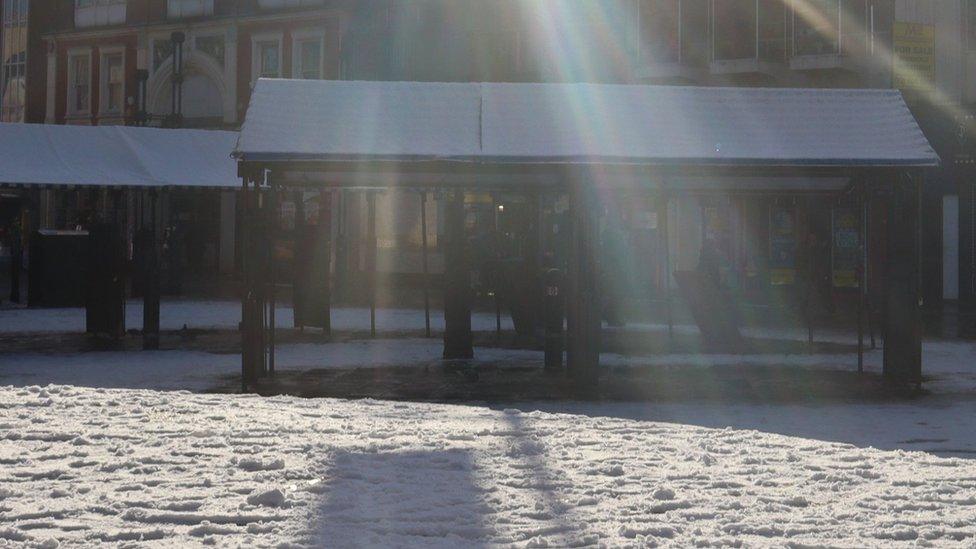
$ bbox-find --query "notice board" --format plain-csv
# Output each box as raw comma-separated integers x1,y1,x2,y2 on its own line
893,22,935,93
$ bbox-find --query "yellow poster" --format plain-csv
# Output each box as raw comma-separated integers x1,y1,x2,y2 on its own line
893,22,935,92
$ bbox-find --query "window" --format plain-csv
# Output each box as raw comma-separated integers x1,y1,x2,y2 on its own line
292,29,325,80
794,0,840,56
252,35,282,80
168,0,214,19
101,51,124,113
712,0,784,61
296,39,323,79
68,53,92,114
1,0,28,122
75,0,126,28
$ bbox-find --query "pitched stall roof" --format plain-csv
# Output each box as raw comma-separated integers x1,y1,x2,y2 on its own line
235,79,939,167
0,123,240,189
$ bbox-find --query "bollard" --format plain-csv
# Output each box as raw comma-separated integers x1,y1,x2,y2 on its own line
543,268,564,371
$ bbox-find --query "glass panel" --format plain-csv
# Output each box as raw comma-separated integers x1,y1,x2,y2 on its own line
106,54,123,112
299,40,322,79
259,41,280,77
713,0,757,60
72,56,90,113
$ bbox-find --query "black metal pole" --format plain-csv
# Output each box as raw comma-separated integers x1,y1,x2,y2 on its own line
420,191,431,338
143,189,160,350
267,172,277,376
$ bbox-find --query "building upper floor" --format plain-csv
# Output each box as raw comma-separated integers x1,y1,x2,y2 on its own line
47,0,343,31
8,0,976,127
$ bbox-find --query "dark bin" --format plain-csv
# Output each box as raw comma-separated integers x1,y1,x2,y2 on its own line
28,229,89,307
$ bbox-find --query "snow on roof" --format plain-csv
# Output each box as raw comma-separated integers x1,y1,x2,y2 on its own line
0,123,240,188
236,79,939,167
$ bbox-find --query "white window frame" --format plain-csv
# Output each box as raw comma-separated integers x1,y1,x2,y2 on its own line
167,0,215,19
292,28,326,80
99,46,125,115
67,48,93,116
251,32,283,81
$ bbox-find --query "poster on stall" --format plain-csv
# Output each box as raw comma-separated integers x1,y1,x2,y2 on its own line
769,206,796,285
832,207,860,288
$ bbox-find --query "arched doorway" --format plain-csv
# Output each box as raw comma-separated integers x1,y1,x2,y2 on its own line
148,51,230,127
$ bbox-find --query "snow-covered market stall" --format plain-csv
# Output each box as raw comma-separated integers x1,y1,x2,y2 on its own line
234,79,938,392
0,122,239,347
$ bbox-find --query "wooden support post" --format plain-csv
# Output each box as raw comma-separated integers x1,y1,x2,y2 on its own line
566,173,601,386
883,170,922,383
367,191,377,338
142,189,160,350
241,177,255,390
420,191,431,338
240,174,267,391
443,190,473,359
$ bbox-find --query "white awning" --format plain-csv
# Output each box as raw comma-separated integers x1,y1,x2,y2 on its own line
235,79,939,168
0,123,240,189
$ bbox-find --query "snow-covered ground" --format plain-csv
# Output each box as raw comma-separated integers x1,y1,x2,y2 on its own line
3,304,976,546
2,384,975,548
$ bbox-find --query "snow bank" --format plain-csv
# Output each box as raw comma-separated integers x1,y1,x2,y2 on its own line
0,385,973,547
